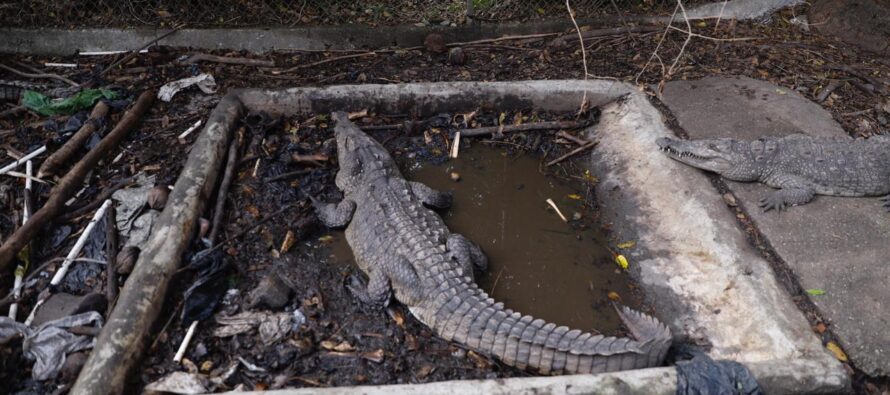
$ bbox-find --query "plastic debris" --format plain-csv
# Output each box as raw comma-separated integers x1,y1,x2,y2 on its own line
214,311,293,346
675,347,763,395
7,312,104,381
181,251,231,325
22,89,117,116
158,73,217,102
144,371,210,394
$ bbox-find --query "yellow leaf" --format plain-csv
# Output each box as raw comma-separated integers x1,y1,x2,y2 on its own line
696,21,707,27
826,342,848,362
607,291,621,301
318,235,334,242
567,194,582,200
616,240,636,249
583,170,598,183
615,255,629,270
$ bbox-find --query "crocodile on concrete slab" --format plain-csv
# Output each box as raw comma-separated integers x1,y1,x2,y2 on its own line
313,112,672,375
657,134,890,211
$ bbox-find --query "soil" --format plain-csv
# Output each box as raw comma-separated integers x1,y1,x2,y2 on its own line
1,3,889,393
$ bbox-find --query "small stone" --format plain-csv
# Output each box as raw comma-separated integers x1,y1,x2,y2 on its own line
449,171,461,182
247,273,293,309
116,246,140,275
423,33,447,54
147,185,170,210
722,193,737,207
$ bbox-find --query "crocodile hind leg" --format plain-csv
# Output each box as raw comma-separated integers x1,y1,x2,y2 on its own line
347,270,391,309
314,198,356,228
410,181,452,209
447,233,488,278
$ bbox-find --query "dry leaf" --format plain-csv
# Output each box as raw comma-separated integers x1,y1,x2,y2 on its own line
615,255,629,270
321,340,355,352
607,291,621,302
467,350,490,369
360,349,385,363
826,342,848,362
616,240,636,249
280,230,296,253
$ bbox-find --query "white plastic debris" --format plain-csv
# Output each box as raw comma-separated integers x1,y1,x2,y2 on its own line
158,73,217,102
17,312,103,380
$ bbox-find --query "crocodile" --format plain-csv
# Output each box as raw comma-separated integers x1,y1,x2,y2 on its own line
656,134,890,211
314,112,672,375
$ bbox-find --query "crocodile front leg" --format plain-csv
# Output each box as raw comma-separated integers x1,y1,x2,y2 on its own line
314,199,356,228
759,175,815,211
447,233,489,277
411,181,452,209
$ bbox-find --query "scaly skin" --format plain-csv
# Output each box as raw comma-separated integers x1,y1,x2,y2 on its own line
315,112,672,374
657,134,890,211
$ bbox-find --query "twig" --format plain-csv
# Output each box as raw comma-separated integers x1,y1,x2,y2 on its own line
545,198,569,222
665,25,758,42
24,199,113,326
38,101,110,178
173,320,198,362
0,145,47,176
58,177,137,223
105,203,118,316
8,160,33,320
177,119,203,143
549,25,662,46
555,131,589,145
0,91,154,276
461,120,590,137
0,63,79,87
667,0,693,78
182,53,275,67
635,2,680,84
545,140,597,167
489,267,506,295
263,169,313,183
100,25,184,76
566,0,589,115
450,132,461,159
274,52,378,74
816,80,842,103
208,129,242,246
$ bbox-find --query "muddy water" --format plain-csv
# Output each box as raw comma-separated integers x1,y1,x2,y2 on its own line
329,145,638,334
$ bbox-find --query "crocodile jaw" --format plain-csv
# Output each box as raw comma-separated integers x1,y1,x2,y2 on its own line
656,137,735,174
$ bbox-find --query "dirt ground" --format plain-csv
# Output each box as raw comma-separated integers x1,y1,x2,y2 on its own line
1,3,889,393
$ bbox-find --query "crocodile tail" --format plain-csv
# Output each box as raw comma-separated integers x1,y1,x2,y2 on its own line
423,282,671,374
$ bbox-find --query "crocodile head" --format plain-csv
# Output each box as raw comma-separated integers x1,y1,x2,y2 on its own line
331,111,401,192
656,137,761,181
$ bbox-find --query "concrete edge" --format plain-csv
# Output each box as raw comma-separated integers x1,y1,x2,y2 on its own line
0,0,801,55
69,80,848,394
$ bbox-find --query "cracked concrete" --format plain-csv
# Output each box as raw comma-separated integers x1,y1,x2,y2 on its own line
660,75,890,376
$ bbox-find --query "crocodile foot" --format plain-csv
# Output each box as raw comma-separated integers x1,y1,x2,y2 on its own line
758,195,788,212
882,195,890,211
345,273,390,310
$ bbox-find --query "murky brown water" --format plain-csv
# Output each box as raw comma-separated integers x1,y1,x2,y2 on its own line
329,145,637,334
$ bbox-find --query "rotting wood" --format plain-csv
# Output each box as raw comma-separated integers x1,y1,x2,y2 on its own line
38,101,110,178
105,203,118,317
0,91,154,276
183,53,275,67
70,92,241,395
208,128,243,246
460,119,591,137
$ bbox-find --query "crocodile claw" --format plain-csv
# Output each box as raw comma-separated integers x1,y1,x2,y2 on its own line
759,196,786,212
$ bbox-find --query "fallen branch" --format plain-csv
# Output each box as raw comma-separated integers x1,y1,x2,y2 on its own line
0,91,154,276
183,53,275,67
274,52,378,74
208,129,242,246
105,203,118,316
100,25,184,76
0,63,79,87
460,120,590,137
38,101,110,178
546,140,597,167
57,176,137,223
24,199,113,326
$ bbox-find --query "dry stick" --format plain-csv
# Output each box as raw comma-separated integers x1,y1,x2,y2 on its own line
38,101,110,178
57,176,136,223
0,63,79,87
24,199,113,326
816,80,842,103
566,0,589,114
105,204,118,317
274,52,378,74
100,26,184,76
183,53,275,67
460,120,590,137
8,160,33,320
667,0,693,78
0,91,154,277
555,130,589,145
263,169,313,183
635,2,681,84
176,128,242,362
549,25,663,46
546,140,597,167
0,146,46,176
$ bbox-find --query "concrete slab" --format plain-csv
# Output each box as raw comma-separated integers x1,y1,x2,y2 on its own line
661,75,890,376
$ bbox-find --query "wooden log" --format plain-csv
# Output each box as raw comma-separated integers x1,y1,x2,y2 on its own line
0,91,154,276
70,93,242,395
38,101,110,178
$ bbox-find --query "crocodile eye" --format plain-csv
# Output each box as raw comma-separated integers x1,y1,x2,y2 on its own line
708,143,718,150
